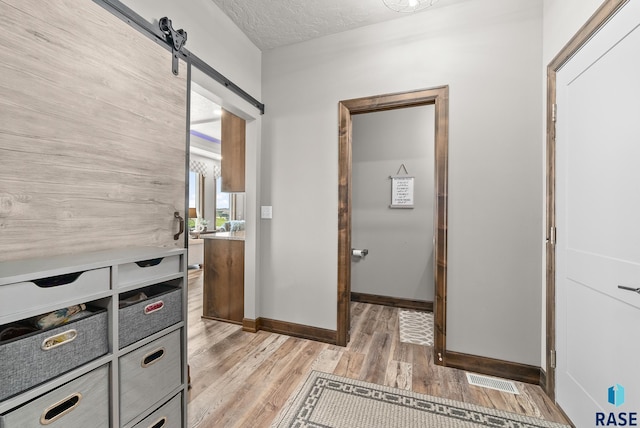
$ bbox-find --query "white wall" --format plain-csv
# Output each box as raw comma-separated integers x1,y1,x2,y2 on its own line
118,0,261,98
543,0,604,65
540,0,604,365
262,0,543,365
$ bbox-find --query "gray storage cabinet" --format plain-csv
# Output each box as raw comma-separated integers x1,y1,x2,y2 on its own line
119,282,183,349
0,268,110,325
132,392,183,428
117,255,182,289
0,308,108,401
119,329,183,425
0,247,188,428
0,365,110,428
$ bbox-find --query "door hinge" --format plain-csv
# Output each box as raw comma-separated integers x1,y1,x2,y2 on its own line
550,350,556,369
548,226,556,246
551,103,557,122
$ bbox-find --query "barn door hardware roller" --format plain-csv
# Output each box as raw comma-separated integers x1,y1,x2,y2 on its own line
159,17,187,76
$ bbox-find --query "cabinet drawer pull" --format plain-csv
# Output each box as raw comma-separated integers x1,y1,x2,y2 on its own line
141,348,165,367
33,272,82,288
40,393,82,425
135,258,164,268
41,329,77,351
144,300,165,315
149,416,168,428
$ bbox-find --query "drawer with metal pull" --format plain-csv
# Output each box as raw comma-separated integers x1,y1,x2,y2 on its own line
119,329,182,426
0,306,108,401
132,392,182,428
0,365,109,427
118,281,182,349
116,255,181,288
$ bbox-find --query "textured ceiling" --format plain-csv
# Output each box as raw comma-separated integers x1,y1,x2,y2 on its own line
210,0,465,50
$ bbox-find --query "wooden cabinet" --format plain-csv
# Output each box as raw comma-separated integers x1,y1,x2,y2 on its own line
203,237,244,323
221,109,246,192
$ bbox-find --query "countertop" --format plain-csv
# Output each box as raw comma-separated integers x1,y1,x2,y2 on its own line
201,231,245,241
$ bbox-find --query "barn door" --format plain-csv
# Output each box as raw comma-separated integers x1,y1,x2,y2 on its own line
0,0,188,261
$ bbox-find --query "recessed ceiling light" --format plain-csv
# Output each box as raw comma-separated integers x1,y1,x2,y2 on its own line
382,0,439,13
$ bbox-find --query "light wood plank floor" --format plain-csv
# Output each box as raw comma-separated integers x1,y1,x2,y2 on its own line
186,270,568,427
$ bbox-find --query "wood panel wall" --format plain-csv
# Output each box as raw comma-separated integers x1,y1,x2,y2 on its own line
0,0,188,261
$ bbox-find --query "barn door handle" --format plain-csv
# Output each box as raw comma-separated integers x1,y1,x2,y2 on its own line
618,285,640,294
174,211,184,240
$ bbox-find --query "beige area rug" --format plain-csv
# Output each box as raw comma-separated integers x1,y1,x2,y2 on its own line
271,371,571,428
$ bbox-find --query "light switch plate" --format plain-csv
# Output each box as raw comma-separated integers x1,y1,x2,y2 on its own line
261,206,273,219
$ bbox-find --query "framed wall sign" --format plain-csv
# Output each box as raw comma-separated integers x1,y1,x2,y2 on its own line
390,175,414,208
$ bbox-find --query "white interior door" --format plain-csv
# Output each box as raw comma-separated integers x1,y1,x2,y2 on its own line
555,2,640,425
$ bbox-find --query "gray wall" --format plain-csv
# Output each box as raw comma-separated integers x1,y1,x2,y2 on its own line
351,106,435,302
261,0,543,366
119,0,261,99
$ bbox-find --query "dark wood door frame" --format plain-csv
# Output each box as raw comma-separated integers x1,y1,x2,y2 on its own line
337,86,449,365
545,0,628,400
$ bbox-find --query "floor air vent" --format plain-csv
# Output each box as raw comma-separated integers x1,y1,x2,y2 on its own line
465,373,519,394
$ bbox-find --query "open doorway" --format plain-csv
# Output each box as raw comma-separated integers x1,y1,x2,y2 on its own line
188,82,222,233
187,83,247,265
337,87,449,365
350,105,435,307
186,82,221,271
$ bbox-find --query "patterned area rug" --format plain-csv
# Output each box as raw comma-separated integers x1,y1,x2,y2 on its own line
399,310,434,346
271,371,571,428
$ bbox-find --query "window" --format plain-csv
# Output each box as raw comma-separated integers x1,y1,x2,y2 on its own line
189,171,198,212
216,178,230,228
188,171,205,229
